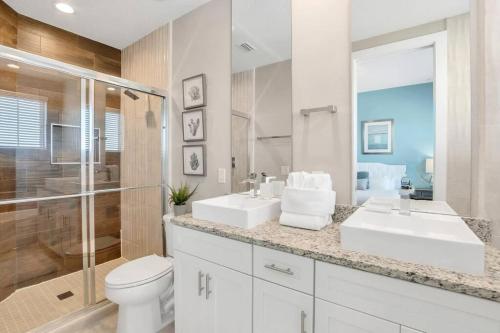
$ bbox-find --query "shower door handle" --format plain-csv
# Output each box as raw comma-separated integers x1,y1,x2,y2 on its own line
198,271,205,296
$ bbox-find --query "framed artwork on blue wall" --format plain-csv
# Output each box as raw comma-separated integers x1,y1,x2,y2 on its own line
362,119,394,154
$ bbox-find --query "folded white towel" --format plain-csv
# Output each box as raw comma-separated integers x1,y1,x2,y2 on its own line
303,173,332,190
287,171,333,190
279,212,332,231
287,171,306,188
281,187,336,216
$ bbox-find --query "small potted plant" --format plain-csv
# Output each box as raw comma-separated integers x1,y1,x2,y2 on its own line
169,183,199,216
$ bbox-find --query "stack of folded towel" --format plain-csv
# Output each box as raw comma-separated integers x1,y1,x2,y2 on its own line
279,171,336,230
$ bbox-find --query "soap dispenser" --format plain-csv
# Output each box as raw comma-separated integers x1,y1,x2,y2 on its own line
399,177,414,216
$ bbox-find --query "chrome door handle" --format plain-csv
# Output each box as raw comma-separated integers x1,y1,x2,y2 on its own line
301,310,307,333
206,274,212,299
198,271,205,296
264,263,294,276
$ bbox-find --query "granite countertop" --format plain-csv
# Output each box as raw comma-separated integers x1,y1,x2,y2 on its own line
171,206,500,303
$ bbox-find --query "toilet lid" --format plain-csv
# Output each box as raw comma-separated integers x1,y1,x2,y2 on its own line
105,255,174,289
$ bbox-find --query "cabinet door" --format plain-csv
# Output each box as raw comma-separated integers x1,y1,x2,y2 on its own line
254,278,313,333
315,298,400,333
174,251,210,333
206,261,253,333
401,327,425,333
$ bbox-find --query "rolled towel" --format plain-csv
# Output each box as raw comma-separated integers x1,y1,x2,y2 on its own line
281,187,336,216
279,212,331,231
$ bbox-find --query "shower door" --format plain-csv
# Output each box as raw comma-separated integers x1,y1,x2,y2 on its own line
0,47,167,332
0,57,91,331
89,80,165,303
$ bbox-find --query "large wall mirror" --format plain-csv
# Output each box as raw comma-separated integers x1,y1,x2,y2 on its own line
352,0,472,216
231,0,292,193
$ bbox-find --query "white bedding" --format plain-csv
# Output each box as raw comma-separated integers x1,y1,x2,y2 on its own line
356,189,400,206
356,162,406,205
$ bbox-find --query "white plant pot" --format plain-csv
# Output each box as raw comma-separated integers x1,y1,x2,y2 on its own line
173,204,188,216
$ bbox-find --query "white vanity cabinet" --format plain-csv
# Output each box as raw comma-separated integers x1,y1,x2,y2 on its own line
173,227,253,333
401,327,425,333
174,251,252,333
253,278,313,333
315,298,400,333
174,225,500,333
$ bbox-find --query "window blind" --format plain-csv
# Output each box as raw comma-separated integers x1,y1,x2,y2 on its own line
105,111,120,151
0,91,47,149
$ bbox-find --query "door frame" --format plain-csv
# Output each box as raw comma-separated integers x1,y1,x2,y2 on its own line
351,31,448,205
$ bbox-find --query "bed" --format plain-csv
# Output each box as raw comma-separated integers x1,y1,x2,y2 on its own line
356,162,406,206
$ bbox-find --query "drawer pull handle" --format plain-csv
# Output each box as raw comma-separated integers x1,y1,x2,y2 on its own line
301,310,307,333
198,271,205,296
206,274,212,299
264,263,294,276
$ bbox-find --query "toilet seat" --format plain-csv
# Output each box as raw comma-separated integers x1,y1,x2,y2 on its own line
105,255,174,289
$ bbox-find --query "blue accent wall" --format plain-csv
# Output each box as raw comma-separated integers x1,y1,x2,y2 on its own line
357,83,434,188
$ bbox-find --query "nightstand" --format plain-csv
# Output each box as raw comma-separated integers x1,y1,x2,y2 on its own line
410,188,433,200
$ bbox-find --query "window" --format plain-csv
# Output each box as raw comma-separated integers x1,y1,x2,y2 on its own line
0,90,47,149
105,109,121,152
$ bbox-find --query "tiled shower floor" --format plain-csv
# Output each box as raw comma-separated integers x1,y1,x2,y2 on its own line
0,258,126,333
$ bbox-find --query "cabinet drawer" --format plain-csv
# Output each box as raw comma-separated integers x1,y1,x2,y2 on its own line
316,262,500,333
253,246,314,294
315,298,400,333
173,225,252,274
401,327,425,333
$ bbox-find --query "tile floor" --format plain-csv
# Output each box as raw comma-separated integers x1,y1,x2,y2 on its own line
0,258,126,333
38,303,175,333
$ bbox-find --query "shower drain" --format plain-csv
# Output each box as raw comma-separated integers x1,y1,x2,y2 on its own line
57,291,74,300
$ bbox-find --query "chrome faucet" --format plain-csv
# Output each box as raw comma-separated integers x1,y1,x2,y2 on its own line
262,174,276,184
241,173,258,197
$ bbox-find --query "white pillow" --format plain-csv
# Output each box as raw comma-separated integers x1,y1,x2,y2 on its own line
371,176,393,190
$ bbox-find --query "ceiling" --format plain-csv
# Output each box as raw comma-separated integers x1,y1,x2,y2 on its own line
5,0,211,49
4,0,469,58
232,0,291,73
356,47,434,93
352,0,470,41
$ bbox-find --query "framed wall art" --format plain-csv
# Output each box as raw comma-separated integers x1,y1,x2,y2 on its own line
183,74,206,109
182,109,206,142
183,145,206,176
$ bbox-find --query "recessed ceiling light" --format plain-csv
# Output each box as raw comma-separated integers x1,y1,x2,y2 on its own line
7,63,20,69
107,87,116,92
55,2,74,14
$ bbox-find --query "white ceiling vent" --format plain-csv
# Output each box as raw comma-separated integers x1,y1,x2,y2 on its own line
240,42,256,52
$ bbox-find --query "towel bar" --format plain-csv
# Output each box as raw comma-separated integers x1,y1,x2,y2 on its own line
257,135,292,140
300,105,337,116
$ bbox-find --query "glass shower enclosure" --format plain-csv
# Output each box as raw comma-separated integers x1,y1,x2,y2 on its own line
0,45,167,332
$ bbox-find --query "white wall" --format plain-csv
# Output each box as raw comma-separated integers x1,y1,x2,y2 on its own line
447,14,472,216
254,60,292,180
171,0,232,203
292,0,352,204
471,0,500,248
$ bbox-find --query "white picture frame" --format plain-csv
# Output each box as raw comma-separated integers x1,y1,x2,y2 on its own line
362,119,394,154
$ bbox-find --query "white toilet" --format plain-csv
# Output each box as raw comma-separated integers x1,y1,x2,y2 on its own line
105,215,175,333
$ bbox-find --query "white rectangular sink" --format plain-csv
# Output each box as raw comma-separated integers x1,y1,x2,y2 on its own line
340,208,485,275
192,194,281,229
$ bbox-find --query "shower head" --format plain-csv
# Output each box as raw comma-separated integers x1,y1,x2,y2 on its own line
124,89,139,101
